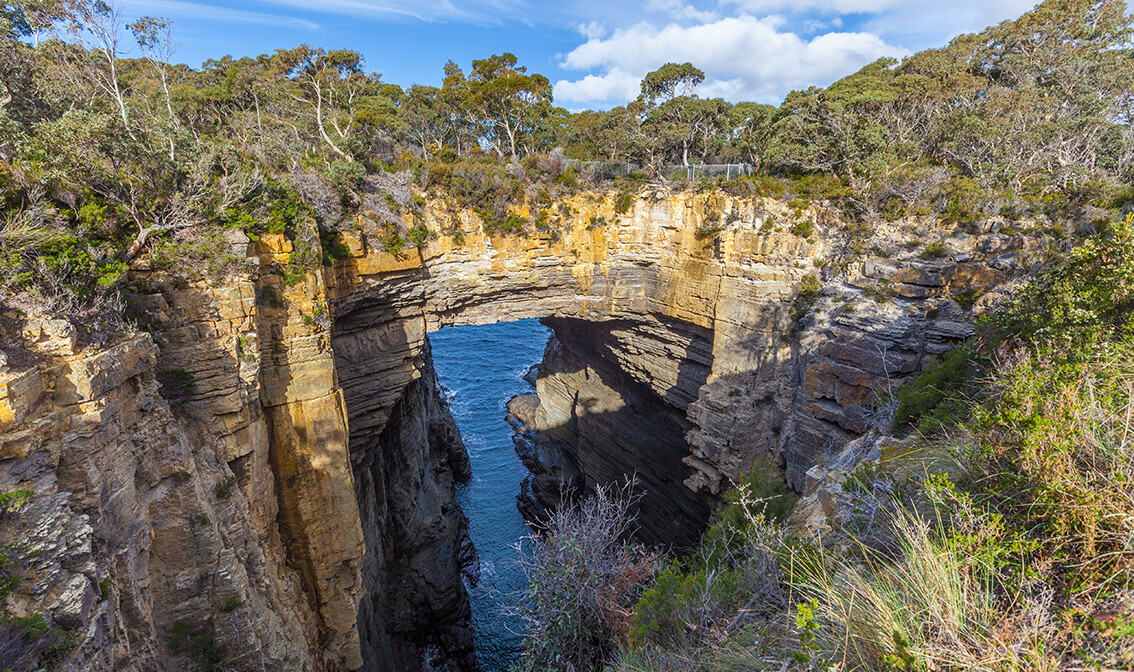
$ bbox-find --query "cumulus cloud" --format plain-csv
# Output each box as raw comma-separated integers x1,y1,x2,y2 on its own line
553,15,908,107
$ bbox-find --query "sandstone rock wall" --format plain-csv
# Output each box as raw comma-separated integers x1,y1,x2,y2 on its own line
327,187,1029,537
0,185,1036,671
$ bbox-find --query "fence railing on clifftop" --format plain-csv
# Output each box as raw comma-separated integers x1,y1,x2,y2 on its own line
562,160,756,182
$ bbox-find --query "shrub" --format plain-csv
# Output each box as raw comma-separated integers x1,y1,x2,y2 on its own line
939,175,985,226
892,347,974,433
626,473,790,654
791,274,821,323
953,288,983,311
695,224,722,240
406,222,429,249
920,241,947,259
213,477,235,500
971,348,1134,589
157,369,196,399
989,213,1134,357
615,190,635,215
519,483,656,672
168,621,226,672
319,229,352,264
789,219,813,238
264,189,314,235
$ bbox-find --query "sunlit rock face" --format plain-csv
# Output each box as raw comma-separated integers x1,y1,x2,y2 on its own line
0,186,1026,671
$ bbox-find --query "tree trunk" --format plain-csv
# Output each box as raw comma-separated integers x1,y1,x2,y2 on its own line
314,83,350,160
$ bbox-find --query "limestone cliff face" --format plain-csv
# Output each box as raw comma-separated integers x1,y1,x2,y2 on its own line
0,186,1033,670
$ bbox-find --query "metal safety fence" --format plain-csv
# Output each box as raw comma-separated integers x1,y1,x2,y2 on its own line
563,160,756,182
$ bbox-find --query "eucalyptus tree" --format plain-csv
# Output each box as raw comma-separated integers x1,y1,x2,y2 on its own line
464,52,552,158
273,45,378,161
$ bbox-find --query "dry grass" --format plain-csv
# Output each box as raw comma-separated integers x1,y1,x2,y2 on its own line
792,509,1059,672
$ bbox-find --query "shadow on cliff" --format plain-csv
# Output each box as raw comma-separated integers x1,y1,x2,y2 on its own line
522,316,717,551
330,294,480,672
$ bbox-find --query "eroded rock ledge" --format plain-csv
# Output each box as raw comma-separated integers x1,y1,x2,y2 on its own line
0,186,1034,671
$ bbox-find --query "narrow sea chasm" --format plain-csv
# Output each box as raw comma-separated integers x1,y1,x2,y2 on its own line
430,319,552,672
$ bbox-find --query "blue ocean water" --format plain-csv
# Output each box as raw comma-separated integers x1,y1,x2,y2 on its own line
429,319,552,672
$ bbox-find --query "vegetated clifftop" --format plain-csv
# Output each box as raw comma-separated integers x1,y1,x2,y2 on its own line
0,186,1039,670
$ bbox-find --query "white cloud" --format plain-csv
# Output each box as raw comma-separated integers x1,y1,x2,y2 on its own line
127,0,322,29
554,15,908,107
253,0,526,22
859,0,1038,46
724,0,906,14
553,68,643,108
644,0,720,22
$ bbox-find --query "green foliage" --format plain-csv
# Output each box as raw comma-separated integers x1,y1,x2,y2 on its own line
939,176,984,225
0,489,32,513
694,224,721,240
989,213,1134,357
157,369,196,399
318,229,352,264
788,219,813,238
920,241,947,259
629,563,747,648
615,190,635,214
278,238,320,286
792,598,819,664
791,274,821,323
0,489,34,602
213,477,235,500
892,347,975,433
265,190,314,235
168,621,226,672
406,222,429,248
953,288,982,311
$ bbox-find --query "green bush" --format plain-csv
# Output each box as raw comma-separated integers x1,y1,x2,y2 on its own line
629,564,746,648
789,219,813,238
939,175,984,226
615,190,635,214
406,222,429,249
791,274,821,323
319,229,352,264
265,189,314,235
892,347,974,433
920,241,947,259
989,213,1134,358
157,369,196,399
168,621,226,672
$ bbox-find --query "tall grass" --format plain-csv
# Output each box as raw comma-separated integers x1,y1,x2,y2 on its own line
791,509,1057,672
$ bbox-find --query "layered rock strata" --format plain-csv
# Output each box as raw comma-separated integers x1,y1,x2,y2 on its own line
0,186,1037,670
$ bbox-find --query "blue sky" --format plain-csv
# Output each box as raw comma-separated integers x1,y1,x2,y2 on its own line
118,0,1040,109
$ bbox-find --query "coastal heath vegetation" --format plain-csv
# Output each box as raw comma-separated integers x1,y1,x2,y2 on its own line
0,0,1130,340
